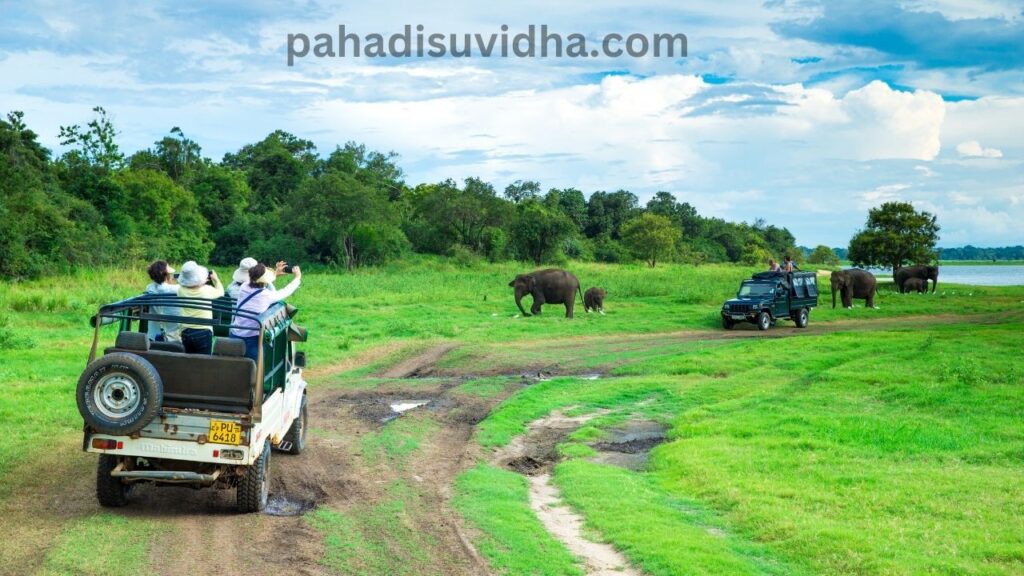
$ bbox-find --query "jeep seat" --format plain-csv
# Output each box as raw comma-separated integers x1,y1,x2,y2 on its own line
106,332,255,414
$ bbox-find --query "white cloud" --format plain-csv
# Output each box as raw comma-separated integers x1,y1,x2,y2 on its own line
955,140,1003,158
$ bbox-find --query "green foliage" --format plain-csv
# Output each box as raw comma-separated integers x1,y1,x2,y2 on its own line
2,109,815,274
222,130,318,212
57,106,124,171
740,243,774,266
621,213,681,267
510,199,575,265
592,234,632,263
585,189,639,239
503,179,540,203
0,111,114,278
849,201,940,270
112,169,213,262
808,244,840,265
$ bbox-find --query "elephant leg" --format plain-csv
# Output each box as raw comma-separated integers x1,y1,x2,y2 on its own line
565,299,575,319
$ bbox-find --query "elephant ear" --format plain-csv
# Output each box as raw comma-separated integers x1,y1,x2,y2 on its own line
527,275,537,292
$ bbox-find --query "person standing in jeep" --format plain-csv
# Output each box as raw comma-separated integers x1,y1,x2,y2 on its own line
177,260,224,354
230,262,302,362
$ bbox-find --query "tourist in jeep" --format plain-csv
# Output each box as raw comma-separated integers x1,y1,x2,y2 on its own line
228,257,288,299
230,262,301,361
143,260,182,342
177,260,224,354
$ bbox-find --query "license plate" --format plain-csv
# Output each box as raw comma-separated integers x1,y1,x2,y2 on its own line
209,420,242,445
731,315,745,320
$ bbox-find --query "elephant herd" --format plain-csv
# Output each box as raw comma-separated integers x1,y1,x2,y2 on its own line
831,264,939,308
509,265,940,317
508,268,605,318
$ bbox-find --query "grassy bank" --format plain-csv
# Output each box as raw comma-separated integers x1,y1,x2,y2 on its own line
458,321,1024,575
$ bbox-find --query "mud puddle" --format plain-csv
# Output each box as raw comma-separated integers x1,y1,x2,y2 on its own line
493,408,607,475
590,420,668,471
264,495,318,517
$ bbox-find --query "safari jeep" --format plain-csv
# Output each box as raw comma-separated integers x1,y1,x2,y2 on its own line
77,294,308,513
721,271,819,330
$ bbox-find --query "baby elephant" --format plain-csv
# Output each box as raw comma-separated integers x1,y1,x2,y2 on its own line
584,287,606,315
904,277,927,293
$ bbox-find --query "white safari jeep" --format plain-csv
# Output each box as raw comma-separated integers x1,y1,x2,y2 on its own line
77,294,308,513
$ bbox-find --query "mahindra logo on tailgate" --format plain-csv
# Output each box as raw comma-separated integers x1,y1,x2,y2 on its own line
138,443,198,457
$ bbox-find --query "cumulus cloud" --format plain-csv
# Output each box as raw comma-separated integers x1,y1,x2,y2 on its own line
955,140,1003,158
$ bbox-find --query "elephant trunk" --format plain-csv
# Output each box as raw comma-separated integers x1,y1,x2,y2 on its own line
832,285,837,308
514,289,531,317
932,274,938,293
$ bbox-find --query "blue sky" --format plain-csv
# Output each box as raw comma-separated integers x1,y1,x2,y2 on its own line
2,0,1022,247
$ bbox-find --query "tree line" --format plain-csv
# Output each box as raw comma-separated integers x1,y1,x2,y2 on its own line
1,107,809,278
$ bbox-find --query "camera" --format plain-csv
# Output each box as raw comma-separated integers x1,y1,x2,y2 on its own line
283,264,296,274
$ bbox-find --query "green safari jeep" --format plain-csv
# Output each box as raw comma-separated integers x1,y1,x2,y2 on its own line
720,271,819,330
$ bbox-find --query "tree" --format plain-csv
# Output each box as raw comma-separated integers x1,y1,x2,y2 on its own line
129,127,203,184
58,106,124,171
504,180,540,203
621,213,681,267
222,130,318,212
585,190,638,239
848,202,940,271
284,171,402,269
510,200,574,265
0,111,113,277
808,245,840,266
545,187,587,233
112,169,213,262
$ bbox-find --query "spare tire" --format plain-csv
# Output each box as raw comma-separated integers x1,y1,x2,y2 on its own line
77,352,162,435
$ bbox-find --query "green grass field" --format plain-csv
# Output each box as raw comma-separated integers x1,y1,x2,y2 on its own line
1,258,1022,575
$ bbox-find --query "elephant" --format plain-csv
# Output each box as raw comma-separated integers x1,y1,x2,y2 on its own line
831,269,877,309
903,277,927,293
508,268,583,318
895,265,939,293
584,287,606,315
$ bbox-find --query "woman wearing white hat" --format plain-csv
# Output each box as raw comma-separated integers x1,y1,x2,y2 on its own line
230,262,301,362
176,260,224,354
227,257,284,299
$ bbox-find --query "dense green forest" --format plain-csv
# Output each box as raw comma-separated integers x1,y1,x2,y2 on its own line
0,107,808,278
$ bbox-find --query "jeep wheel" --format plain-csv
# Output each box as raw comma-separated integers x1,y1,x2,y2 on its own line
722,316,735,330
77,353,162,435
96,455,133,507
283,394,308,455
238,440,270,513
757,311,772,331
795,308,809,328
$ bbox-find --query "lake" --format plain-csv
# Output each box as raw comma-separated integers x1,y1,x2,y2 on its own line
870,265,1024,286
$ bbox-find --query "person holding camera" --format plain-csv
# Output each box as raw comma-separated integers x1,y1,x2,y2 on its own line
143,260,182,342
176,260,224,354
230,262,301,362
228,257,288,299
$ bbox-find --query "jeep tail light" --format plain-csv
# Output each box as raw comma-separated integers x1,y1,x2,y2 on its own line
92,438,117,450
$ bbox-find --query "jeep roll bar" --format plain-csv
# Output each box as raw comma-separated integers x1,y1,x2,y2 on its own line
88,294,291,422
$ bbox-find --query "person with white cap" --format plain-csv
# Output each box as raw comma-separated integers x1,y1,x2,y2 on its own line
228,257,286,299
143,260,182,342
230,262,301,362
176,260,224,354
